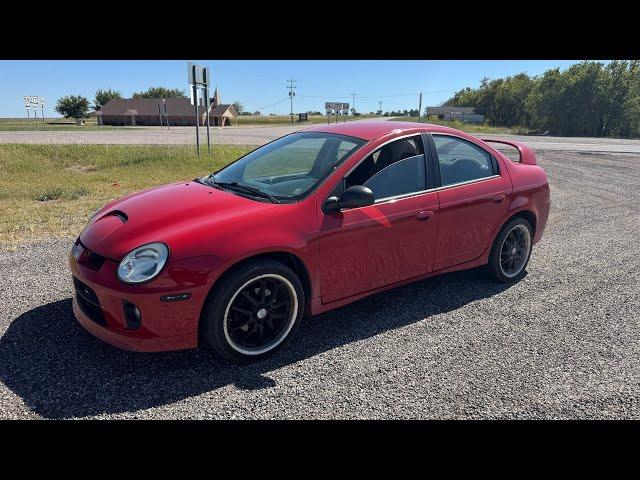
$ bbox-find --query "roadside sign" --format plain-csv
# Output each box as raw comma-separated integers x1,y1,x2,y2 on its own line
190,85,207,106
187,62,212,156
188,62,210,86
325,101,349,112
24,96,46,131
24,96,43,109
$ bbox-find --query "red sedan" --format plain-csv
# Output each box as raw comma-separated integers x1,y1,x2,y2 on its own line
69,121,551,362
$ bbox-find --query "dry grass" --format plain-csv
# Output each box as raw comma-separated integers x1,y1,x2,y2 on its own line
0,144,252,247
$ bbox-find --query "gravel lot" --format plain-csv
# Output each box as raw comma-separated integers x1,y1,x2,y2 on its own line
3,123,640,154
1,146,639,419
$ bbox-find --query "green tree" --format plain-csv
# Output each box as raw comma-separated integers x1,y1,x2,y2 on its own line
93,88,122,110
132,87,186,99
444,60,640,137
232,101,244,114
55,95,90,119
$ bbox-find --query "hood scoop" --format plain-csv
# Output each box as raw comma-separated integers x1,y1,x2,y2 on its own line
99,210,128,223
80,210,130,256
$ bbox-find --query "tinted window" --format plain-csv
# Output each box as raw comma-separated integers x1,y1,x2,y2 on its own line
433,135,495,186
363,155,426,200
345,136,426,200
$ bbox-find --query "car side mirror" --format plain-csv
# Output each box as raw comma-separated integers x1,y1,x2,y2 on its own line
323,185,374,214
322,196,341,213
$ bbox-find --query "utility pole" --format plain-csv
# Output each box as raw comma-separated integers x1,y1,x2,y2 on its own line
287,78,296,125
418,92,423,122
350,91,357,116
378,100,382,115
193,82,200,156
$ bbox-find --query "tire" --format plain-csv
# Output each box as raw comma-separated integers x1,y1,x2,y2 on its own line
200,259,305,363
487,217,533,282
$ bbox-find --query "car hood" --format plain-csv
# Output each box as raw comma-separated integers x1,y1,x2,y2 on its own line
79,181,277,260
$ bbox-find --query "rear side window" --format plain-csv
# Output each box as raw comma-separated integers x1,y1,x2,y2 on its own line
432,135,495,186
346,135,426,201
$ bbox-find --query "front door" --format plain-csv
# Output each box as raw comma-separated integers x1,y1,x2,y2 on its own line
319,135,439,304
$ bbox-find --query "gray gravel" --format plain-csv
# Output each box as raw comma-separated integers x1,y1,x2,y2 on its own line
3,123,640,153
1,148,639,419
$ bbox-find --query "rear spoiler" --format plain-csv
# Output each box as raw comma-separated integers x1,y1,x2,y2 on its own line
482,138,537,165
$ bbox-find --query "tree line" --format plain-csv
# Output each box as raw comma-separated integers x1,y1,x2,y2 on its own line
444,60,640,138
54,87,245,119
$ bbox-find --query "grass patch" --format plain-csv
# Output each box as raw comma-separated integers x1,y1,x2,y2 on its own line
0,144,252,246
0,115,381,130
391,116,531,135
35,188,64,202
235,114,380,126
68,187,89,200
0,117,140,131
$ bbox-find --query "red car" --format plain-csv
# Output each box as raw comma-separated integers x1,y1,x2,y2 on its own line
69,121,551,362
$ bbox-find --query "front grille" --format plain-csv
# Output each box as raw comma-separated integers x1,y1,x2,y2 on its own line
73,277,106,326
76,242,105,271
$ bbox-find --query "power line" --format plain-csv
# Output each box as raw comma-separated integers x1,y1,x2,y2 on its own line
299,89,458,100
249,97,289,112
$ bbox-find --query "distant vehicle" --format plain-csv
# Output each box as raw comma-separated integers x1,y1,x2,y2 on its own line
69,121,551,362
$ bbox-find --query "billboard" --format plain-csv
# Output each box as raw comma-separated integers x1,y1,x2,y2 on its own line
325,102,349,112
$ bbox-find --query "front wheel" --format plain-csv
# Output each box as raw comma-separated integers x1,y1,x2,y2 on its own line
201,259,305,363
487,217,533,282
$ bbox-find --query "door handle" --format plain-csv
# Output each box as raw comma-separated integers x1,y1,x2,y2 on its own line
415,210,434,221
492,195,506,203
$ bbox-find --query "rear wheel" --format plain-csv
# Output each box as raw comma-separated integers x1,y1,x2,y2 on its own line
487,217,533,282
201,259,305,363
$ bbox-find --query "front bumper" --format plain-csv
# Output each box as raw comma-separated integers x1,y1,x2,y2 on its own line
69,240,214,352
72,296,195,352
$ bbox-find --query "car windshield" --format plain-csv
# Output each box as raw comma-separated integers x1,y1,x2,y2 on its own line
207,132,365,202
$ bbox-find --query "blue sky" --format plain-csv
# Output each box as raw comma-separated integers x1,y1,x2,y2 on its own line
0,60,584,117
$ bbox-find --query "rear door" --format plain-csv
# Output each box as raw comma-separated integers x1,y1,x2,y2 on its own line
429,133,511,270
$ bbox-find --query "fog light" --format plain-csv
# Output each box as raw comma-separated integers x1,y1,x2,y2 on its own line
123,301,142,330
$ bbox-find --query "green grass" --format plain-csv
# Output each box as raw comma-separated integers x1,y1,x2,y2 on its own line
0,117,141,131
391,116,531,135
0,115,381,130
0,144,252,246
235,114,379,126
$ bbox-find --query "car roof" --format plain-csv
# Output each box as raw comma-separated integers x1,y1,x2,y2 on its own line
303,120,465,141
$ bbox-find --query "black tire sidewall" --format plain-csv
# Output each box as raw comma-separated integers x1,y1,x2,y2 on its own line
201,259,305,363
488,217,533,282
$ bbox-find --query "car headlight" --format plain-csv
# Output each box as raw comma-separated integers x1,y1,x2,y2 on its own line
117,242,169,284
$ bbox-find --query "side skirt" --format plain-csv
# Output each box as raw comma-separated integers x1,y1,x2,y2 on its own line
309,251,491,316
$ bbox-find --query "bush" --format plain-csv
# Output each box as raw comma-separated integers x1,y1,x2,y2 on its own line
55,95,90,119
36,188,64,202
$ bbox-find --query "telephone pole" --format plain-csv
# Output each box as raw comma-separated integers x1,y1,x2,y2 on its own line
378,100,382,115
350,91,357,116
287,78,296,125
418,92,423,122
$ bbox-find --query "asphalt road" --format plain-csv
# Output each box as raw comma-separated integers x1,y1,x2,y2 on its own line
1,148,639,419
3,122,640,154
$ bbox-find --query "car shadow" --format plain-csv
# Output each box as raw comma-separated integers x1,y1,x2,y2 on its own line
0,267,519,418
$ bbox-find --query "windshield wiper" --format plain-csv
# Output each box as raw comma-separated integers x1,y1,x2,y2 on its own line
212,180,281,204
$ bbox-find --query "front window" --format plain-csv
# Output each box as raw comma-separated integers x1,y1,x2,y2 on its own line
345,135,427,201
209,132,364,202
